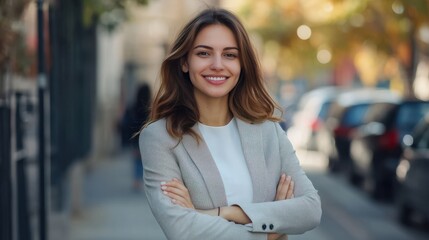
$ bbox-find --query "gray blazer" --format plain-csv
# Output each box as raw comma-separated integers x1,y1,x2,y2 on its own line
139,118,321,240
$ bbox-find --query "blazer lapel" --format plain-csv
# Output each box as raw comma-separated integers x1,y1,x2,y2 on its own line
236,118,267,203
181,125,228,207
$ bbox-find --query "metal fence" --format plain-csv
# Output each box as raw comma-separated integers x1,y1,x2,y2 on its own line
1,0,97,239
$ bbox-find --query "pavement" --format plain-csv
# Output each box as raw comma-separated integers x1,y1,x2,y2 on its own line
55,150,323,240
65,150,166,240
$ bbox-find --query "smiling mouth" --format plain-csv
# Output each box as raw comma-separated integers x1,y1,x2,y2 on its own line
204,76,228,81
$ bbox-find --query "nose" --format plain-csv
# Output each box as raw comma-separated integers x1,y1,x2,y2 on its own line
210,55,224,70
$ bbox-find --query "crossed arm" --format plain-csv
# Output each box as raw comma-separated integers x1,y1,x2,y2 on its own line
161,173,295,240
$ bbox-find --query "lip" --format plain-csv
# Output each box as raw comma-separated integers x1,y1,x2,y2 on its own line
203,75,229,85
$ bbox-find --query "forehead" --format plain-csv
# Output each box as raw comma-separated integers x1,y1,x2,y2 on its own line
193,24,238,47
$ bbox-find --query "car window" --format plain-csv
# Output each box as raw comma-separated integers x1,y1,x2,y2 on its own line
364,103,397,123
342,104,370,127
319,101,333,120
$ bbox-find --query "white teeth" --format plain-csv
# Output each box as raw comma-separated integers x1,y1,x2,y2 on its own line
206,76,226,81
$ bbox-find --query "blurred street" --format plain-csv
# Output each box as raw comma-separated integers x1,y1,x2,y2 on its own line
2,1,429,240
57,149,429,240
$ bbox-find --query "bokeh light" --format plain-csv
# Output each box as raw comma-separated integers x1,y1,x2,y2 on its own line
297,24,312,40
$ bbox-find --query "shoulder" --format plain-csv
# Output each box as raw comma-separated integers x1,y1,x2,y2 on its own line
141,118,167,134
138,118,177,146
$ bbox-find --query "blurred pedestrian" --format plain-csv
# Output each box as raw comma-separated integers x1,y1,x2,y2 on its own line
138,8,321,240
128,83,151,191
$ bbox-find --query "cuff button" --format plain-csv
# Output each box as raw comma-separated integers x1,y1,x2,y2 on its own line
262,224,267,230
269,224,274,230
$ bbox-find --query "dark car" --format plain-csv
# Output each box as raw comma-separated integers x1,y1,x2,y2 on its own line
320,88,401,172
349,100,429,199
395,114,429,226
287,86,345,151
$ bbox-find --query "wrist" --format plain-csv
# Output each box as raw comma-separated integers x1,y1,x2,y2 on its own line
219,206,232,220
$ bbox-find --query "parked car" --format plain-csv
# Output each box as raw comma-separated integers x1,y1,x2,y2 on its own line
349,100,429,199
287,86,345,151
395,114,429,226
319,88,401,172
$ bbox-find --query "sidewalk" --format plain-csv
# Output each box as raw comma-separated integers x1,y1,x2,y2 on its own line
68,150,166,240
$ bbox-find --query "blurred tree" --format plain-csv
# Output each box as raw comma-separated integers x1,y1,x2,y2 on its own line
83,0,148,31
0,0,32,81
237,0,429,97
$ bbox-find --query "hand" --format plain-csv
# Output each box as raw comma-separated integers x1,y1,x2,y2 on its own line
161,179,220,216
275,173,294,201
161,178,195,209
268,174,294,240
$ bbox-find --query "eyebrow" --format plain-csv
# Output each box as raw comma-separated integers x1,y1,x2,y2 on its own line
193,45,239,51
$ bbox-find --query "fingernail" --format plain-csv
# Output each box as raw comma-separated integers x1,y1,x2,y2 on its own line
286,176,291,181
161,186,167,190
161,181,166,185
163,191,167,195
172,199,176,203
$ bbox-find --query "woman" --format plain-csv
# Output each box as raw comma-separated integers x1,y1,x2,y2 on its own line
139,8,321,240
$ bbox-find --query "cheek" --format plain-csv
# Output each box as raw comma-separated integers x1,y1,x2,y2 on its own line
233,64,241,77
187,58,207,73
232,59,241,71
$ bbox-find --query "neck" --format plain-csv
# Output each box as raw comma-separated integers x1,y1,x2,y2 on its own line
197,98,232,126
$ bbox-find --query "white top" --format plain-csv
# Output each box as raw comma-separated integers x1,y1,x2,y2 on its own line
198,118,253,205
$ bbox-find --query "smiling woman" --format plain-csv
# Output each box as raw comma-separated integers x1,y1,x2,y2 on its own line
138,8,321,240
182,24,241,118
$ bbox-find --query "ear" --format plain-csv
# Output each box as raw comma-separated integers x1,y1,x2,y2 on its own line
181,59,189,73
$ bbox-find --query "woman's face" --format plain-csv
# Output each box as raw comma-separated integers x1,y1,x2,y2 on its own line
182,24,241,104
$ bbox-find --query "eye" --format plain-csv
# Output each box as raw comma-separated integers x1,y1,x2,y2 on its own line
196,51,210,57
224,52,238,59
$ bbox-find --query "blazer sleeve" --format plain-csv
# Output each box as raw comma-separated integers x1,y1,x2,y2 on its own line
139,124,268,240
236,123,322,235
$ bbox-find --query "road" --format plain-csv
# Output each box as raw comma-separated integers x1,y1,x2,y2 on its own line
291,150,429,240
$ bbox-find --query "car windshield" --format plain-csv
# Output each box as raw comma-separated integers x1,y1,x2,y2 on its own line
342,104,370,127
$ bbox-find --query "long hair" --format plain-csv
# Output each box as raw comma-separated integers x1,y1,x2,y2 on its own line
146,8,281,140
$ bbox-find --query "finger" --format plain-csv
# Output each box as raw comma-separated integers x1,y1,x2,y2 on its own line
171,197,188,208
161,182,194,208
165,180,189,194
162,184,190,201
275,174,286,200
277,175,292,200
286,180,294,199
163,190,193,208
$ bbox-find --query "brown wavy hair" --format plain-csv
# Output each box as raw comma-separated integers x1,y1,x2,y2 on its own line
146,8,281,140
